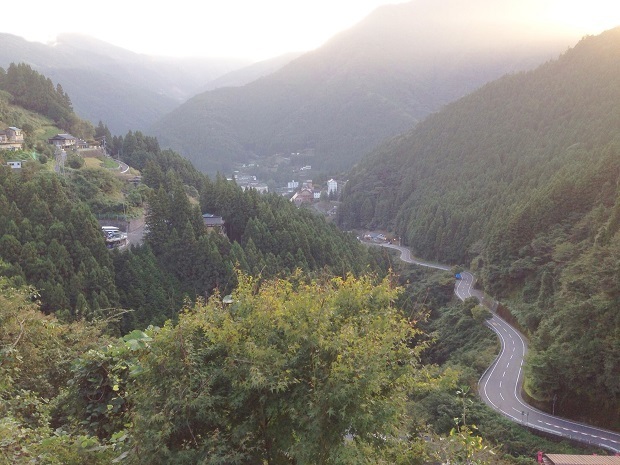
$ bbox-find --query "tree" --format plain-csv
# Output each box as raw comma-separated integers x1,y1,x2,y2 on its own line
0,274,116,464
129,272,423,464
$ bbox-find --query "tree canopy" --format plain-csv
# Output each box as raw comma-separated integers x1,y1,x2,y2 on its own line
337,27,620,426
126,272,423,464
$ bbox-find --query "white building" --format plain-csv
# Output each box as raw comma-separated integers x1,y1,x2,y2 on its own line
327,179,338,195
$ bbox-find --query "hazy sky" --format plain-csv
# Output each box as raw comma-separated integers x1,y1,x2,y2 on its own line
3,0,620,61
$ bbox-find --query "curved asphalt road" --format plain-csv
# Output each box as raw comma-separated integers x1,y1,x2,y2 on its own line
381,243,620,453
380,243,451,271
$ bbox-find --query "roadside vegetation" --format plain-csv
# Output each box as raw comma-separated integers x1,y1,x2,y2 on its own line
1,52,614,463
338,29,620,428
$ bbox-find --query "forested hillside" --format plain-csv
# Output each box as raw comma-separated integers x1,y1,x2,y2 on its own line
1,65,604,463
0,33,247,133
338,27,620,427
0,79,469,464
0,63,94,139
0,61,389,330
152,0,570,175
0,124,389,333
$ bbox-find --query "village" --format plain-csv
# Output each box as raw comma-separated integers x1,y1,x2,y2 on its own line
2,127,343,216
230,150,344,217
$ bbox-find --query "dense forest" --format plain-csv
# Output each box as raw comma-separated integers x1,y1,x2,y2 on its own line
0,63,93,139
0,129,389,334
0,101,495,462
338,27,620,426
3,25,618,459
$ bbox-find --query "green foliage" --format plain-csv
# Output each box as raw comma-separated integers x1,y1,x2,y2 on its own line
422,298,496,374
338,28,620,424
123,144,391,332
127,272,422,464
471,305,492,323
339,29,620,262
0,63,86,135
0,166,119,318
524,233,620,426
66,151,85,169
0,275,116,464
67,166,127,215
60,331,153,441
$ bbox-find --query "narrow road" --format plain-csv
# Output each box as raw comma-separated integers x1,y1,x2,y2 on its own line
380,243,450,271
382,243,620,452
127,216,146,246
116,159,130,173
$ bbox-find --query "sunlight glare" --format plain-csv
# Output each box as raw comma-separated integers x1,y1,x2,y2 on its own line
544,0,620,35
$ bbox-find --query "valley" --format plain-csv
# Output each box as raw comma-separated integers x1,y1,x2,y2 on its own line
2,3,620,463
384,243,620,453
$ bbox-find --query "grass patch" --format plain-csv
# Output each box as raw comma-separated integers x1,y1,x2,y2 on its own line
101,157,119,169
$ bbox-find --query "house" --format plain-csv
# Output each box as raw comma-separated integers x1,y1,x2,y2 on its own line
291,188,314,206
363,232,387,243
540,453,620,464
76,138,89,149
327,179,338,195
202,213,225,233
6,161,22,169
48,133,77,148
0,126,24,150
235,174,257,183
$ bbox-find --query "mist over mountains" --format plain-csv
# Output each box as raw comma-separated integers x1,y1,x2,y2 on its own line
151,0,577,175
1,0,584,176
337,26,620,422
3,0,620,451
0,32,250,134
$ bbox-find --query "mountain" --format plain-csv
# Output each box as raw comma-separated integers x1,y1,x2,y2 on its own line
200,52,303,91
337,27,620,426
151,0,577,175
0,33,249,134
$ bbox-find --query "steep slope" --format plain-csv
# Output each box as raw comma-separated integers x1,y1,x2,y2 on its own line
0,33,248,134
200,52,302,91
152,0,575,175
338,27,620,426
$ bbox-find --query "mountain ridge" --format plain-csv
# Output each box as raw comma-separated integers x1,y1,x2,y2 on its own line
151,0,577,175
337,26,620,426
0,32,250,134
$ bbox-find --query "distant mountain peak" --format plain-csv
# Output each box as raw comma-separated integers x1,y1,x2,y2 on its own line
151,0,578,175
0,32,251,134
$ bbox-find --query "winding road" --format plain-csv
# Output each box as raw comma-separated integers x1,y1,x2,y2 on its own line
380,243,620,453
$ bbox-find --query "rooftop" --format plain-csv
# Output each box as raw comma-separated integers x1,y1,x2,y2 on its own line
544,455,620,465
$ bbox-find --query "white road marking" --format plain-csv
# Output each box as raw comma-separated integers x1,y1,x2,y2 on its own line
382,244,620,453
